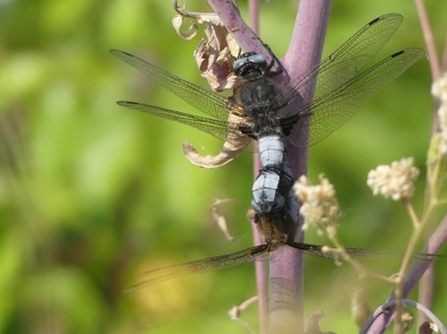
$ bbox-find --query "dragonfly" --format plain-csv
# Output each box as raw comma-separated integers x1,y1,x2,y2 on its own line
111,13,425,218
111,14,431,287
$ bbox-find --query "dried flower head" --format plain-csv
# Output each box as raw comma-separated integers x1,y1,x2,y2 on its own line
294,175,340,236
432,73,447,101
432,74,447,155
367,157,419,200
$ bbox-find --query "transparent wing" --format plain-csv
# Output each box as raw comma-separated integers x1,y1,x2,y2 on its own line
117,101,240,141
127,239,440,289
112,14,422,149
274,13,423,146
279,13,404,113
127,244,270,290
303,48,425,146
111,49,240,122
288,241,441,261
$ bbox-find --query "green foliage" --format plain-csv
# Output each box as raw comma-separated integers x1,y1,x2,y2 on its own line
0,0,446,333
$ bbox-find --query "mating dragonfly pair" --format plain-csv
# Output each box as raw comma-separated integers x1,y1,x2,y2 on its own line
112,14,429,286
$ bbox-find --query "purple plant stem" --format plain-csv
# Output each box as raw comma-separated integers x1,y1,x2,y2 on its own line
208,1,331,332
366,299,447,334
248,0,259,35
415,0,441,81
418,266,434,327
362,214,447,333
207,0,274,64
415,0,441,146
268,2,331,332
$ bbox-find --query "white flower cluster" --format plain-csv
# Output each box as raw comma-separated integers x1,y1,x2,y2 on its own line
367,157,419,200
432,74,447,154
294,175,340,235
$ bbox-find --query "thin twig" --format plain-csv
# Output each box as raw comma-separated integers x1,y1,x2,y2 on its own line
415,0,441,81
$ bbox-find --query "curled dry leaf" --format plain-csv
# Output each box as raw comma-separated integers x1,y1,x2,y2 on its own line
182,110,251,168
172,2,249,168
173,3,242,92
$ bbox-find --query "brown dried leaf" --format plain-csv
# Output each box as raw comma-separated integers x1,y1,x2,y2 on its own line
172,5,241,92
173,2,248,167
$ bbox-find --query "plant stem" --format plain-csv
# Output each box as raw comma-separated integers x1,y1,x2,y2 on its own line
268,1,331,332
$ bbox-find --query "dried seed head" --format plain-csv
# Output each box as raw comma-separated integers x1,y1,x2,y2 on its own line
367,157,419,200
294,175,340,236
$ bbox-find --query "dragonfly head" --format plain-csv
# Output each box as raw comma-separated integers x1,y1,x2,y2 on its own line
234,52,267,81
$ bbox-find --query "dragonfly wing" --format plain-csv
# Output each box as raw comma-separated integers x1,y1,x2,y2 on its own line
127,244,270,289
111,49,241,122
288,241,442,262
312,13,404,92
279,13,404,114
118,101,252,167
117,101,234,140
304,48,425,146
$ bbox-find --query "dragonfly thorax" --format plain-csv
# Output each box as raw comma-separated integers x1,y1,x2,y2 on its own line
237,76,282,139
233,53,285,139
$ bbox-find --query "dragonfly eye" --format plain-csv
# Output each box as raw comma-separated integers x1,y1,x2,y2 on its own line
234,53,267,78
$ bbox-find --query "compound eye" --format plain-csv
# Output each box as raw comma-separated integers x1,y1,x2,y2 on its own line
246,54,267,67
233,53,267,75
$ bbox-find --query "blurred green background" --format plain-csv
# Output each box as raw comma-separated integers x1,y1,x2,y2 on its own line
1,0,446,333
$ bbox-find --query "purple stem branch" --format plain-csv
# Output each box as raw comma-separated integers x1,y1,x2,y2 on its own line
248,0,259,35
362,214,447,333
207,0,274,64
365,299,447,334
415,0,441,81
415,0,441,145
